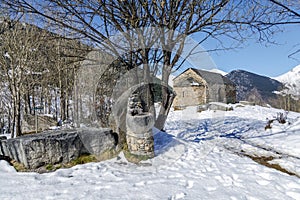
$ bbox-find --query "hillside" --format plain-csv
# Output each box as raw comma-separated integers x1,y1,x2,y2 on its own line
226,70,284,106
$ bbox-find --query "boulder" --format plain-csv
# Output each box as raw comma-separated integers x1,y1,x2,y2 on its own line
0,128,117,169
207,102,233,111
0,136,7,140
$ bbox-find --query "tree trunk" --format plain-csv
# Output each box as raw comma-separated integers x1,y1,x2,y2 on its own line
16,94,22,137
8,109,11,136
55,89,59,119
60,87,67,121
154,60,176,130
155,85,176,130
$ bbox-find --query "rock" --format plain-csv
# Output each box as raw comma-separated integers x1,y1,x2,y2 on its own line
79,128,118,155
0,128,117,169
197,104,209,112
207,102,233,111
0,136,7,140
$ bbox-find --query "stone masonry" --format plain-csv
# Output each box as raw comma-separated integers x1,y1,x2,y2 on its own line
126,94,155,157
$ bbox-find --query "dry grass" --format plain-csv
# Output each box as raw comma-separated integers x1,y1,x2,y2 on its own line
10,160,27,172
173,106,185,111
123,150,154,164
7,149,119,173
245,155,300,178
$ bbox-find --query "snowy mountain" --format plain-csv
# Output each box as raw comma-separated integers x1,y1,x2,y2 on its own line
274,64,300,98
226,70,284,105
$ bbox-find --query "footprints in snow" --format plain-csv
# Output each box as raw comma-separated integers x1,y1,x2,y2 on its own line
133,179,194,190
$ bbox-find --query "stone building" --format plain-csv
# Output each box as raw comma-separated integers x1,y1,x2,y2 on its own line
173,68,236,109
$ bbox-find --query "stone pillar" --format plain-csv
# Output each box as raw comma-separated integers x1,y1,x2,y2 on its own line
126,113,154,157
126,94,154,158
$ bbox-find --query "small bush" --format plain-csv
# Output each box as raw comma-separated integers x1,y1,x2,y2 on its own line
265,111,288,130
276,112,287,124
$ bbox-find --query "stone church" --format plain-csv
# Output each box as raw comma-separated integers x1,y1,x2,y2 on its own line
173,68,236,109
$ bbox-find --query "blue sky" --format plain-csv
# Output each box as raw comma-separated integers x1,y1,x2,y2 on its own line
202,24,300,77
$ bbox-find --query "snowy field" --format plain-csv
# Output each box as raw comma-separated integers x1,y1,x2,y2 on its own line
1,105,300,200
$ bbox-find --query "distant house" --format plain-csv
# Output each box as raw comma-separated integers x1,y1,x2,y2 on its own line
173,68,236,108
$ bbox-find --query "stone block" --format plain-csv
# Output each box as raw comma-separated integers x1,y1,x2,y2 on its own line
0,128,117,169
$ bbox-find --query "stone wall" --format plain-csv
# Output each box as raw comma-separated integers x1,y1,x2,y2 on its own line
208,83,236,103
0,128,117,169
173,69,208,108
22,115,57,133
173,68,236,108
173,86,207,108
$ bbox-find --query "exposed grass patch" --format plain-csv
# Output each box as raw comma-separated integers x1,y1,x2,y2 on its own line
70,154,98,165
7,150,118,173
123,150,154,164
10,160,27,172
45,164,54,171
225,145,300,178
173,106,185,111
96,149,119,161
45,164,62,171
235,153,300,178
247,155,300,178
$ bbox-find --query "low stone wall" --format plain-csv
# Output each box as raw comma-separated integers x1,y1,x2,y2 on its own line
22,114,57,133
239,101,256,106
0,128,117,169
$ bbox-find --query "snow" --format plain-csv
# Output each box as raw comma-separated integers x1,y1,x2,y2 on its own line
274,64,300,97
206,68,228,76
1,105,300,199
190,81,200,86
0,161,16,173
157,74,175,87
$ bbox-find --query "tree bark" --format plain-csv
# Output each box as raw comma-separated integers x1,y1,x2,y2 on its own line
155,85,176,130
154,57,175,130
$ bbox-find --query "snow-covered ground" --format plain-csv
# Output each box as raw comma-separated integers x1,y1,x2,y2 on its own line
1,105,300,200
274,64,300,97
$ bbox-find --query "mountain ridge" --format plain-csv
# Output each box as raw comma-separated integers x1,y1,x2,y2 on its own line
225,69,284,107
274,64,300,98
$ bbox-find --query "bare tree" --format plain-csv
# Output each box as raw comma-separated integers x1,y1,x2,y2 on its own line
0,20,51,137
1,0,298,132
268,0,300,60
0,14,90,136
